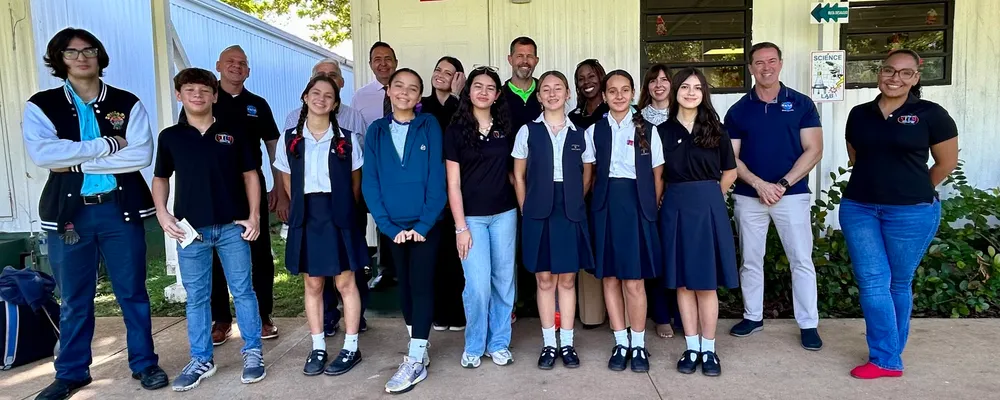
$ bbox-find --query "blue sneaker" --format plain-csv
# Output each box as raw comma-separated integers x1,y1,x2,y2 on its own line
384,356,427,394
241,349,266,384
171,359,216,392
800,328,823,351
729,319,764,337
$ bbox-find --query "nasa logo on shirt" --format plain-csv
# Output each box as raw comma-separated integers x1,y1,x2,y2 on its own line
215,133,234,145
780,101,794,112
897,115,920,125
246,105,258,117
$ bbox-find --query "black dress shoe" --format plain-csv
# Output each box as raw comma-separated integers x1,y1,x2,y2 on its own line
131,365,169,390
676,350,701,374
325,349,362,376
630,347,650,373
537,346,557,370
701,351,722,377
559,346,580,368
35,377,92,400
800,328,823,351
303,349,328,376
607,345,629,371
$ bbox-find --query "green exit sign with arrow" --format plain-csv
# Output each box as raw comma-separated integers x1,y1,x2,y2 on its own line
811,2,850,24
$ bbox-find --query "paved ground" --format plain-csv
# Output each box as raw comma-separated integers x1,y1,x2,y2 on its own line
2,318,998,400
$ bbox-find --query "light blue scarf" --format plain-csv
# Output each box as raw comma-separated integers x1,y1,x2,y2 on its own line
66,82,117,195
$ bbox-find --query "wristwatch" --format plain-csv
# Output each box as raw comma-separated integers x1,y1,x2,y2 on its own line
778,178,790,189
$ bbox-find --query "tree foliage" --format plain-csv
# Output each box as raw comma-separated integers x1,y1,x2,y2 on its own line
221,0,351,48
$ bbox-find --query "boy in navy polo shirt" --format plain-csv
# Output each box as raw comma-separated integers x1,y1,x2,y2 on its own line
152,68,266,391
724,42,824,351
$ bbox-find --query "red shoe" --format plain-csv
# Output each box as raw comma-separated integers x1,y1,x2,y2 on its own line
850,362,903,379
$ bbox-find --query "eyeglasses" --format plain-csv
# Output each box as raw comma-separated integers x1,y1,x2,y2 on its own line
472,64,499,73
879,66,917,80
62,47,99,60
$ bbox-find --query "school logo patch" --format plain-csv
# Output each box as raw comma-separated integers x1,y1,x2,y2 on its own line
570,144,582,151
781,102,794,112
215,133,234,145
898,115,920,125
105,111,126,130
246,105,257,117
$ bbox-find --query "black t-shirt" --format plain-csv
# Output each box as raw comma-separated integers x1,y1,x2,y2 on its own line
154,120,258,229
421,94,459,132
502,78,541,133
443,123,518,217
179,87,279,170
845,95,958,205
659,118,737,183
568,102,610,130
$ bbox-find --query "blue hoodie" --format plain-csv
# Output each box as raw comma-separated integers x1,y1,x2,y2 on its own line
362,113,446,238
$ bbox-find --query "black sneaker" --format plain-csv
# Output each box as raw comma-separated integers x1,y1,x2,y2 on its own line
303,350,328,376
630,347,650,373
35,377,93,400
559,346,580,368
676,350,700,374
701,351,722,377
360,318,368,333
537,346,557,370
324,322,340,337
131,365,169,390
325,349,363,376
729,319,764,337
607,345,629,371
801,328,823,351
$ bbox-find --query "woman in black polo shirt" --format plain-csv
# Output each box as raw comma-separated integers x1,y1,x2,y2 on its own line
840,49,958,380
658,67,738,377
444,66,518,368
568,59,609,129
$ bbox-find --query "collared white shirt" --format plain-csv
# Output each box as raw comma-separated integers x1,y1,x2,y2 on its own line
586,110,665,180
274,123,363,194
353,79,387,129
283,104,368,151
511,115,596,182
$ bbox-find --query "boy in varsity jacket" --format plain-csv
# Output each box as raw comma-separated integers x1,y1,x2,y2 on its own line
22,28,167,400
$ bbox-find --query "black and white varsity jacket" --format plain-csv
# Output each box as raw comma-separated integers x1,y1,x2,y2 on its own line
23,81,156,233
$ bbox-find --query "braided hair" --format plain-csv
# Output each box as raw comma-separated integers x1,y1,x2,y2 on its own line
449,67,511,156
291,75,346,159
602,70,650,153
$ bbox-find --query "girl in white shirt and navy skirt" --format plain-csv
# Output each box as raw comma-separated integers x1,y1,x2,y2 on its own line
512,70,596,370
587,70,665,373
275,75,367,377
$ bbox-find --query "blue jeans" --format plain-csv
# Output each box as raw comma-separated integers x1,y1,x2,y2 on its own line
461,209,517,355
177,223,262,362
840,199,941,371
47,200,158,381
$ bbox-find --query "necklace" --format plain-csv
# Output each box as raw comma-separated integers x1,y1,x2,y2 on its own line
477,119,494,140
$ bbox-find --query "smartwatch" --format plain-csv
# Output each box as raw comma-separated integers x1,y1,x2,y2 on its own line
778,178,790,189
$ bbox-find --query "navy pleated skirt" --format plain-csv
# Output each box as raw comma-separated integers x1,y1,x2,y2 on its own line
658,180,738,290
522,183,595,274
285,193,369,277
591,178,661,280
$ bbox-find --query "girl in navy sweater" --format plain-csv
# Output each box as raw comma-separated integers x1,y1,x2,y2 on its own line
275,75,366,377
512,70,596,370
362,68,447,394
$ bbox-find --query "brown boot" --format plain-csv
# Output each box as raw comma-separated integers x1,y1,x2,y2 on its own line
211,322,232,346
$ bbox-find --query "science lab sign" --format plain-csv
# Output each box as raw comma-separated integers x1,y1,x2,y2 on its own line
810,50,846,102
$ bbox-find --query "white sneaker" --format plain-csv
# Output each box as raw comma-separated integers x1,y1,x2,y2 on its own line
486,348,514,366
460,352,481,368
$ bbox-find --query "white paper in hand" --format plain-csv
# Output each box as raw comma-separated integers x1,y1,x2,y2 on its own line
177,219,198,249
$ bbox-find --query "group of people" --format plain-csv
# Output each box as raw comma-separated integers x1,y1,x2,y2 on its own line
22,26,958,400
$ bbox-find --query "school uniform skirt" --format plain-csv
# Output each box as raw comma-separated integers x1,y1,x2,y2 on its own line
522,183,595,274
285,193,369,277
591,178,661,280
658,180,738,290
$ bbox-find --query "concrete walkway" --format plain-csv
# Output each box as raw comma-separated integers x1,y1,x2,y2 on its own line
2,318,998,400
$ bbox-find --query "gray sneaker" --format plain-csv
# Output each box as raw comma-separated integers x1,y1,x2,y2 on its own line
486,348,514,366
241,349,266,384
384,356,427,394
171,359,216,392
460,352,481,368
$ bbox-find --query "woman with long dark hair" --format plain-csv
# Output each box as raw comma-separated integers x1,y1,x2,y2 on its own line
658,67,738,377
840,49,957,379
275,75,366,376
568,59,609,129
512,70,596,370
445,66,518,368
587,70,664,372
637,64,683,339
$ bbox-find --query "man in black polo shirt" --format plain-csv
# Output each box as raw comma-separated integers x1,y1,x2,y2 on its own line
153,68,266,390
503,36,541,133
179,45,283,343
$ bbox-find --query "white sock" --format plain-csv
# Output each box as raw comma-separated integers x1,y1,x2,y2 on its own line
311,333,325,351
613,329,629,347
701,337,716,353
408,338,427,361
685,335,700,352
541,326,557,348
630,329,645,348
560,328,574,347
343,333,358,352
406,325,412,338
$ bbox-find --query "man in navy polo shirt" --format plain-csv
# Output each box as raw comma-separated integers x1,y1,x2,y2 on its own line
725,42,824,351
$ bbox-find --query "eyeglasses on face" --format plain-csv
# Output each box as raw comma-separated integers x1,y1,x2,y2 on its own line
879,66,917,80
62,47,99,60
